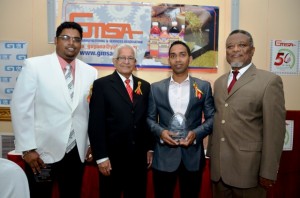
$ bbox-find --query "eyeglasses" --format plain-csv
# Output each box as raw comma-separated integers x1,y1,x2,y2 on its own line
116,57,136,63
57,35,82,43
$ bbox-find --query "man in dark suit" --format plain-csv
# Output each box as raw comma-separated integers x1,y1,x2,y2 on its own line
147,40,215,198
88,44,153,198
207,29,286,197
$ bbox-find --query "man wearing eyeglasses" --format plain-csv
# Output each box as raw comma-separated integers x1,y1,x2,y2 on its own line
88,44,153,198
11,21,98,198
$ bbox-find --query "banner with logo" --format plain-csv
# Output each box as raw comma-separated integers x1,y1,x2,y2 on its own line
62,0,219,72
62,1,151,67
270,40,300,75
0,41,28,107
283,120,294,151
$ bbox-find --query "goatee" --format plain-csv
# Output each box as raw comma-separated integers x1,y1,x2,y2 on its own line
231,62,243,68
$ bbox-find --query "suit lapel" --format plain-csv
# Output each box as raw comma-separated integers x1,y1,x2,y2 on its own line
72,59,82,111
184,78,196,117
50,53,73,109
132,76,139,107
221,73,229,96
163,78,175,115
227,64,256,97
111,71,133,106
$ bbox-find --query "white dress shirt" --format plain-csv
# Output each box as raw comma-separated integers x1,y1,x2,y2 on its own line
169,75,190,115
159,75,193,144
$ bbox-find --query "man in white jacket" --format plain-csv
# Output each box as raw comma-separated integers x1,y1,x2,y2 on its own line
11,21,98,198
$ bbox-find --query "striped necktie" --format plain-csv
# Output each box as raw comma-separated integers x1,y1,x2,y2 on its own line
65,64,74,100
65,64,76,153
125,79,133,102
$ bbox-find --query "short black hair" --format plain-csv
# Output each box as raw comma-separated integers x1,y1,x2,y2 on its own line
169,40,191,56
229,29,254,47
56,21,83,38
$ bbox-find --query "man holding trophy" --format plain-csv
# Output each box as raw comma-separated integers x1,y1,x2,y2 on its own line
147,40,215,198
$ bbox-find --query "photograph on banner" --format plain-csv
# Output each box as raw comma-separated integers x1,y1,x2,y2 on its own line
143,4,219,72
270,40,300,75
62,0,219,72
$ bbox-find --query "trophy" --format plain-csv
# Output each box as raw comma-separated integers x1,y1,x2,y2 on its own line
168,113,188,141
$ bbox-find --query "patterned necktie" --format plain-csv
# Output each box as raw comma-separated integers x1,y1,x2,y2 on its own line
228,70,239,93
65,64,76,153
125,79,133,102
65,64,74,100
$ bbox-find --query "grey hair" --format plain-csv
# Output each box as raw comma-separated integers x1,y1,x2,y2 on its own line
229,29,254,47
112,44,137,59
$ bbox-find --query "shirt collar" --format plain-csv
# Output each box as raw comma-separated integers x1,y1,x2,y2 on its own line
230,62,252,76
170,75,190,84
56,53,75,70
117,71,133,82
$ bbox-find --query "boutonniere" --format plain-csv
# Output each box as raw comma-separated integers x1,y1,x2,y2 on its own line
87,84,93,103
193,82,203,99
134,81,143,95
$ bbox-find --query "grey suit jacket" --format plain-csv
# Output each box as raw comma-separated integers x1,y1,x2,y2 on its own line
147,76,215,172
208,64,286,188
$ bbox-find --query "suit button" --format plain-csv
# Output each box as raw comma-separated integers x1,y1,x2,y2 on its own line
221,120,225,124
225,103,228,107
221,138,225,142
132,141,135,145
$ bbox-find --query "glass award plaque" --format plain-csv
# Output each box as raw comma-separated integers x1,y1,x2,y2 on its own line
168,113,187,141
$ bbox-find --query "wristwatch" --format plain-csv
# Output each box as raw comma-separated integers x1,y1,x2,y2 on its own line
22,149,36,158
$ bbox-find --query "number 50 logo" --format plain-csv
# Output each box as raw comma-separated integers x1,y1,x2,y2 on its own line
274,49,295,68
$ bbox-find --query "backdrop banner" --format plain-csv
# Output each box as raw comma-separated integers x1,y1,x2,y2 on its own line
62,0,219,72
0,41,28,107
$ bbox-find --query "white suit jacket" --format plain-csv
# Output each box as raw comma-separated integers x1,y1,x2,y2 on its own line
11,53,98,163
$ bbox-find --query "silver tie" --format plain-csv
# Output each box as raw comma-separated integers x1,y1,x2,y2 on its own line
65,64,76,153
65,64,74,100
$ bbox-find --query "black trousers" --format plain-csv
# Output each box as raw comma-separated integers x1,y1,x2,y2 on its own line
25,146,85,198
99,153,148,198
152,161,203,198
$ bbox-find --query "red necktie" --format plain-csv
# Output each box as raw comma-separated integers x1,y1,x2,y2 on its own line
228,70,239,93
125,79,133,102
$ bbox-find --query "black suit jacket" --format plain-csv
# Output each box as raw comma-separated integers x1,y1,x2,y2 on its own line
88,70,152,167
